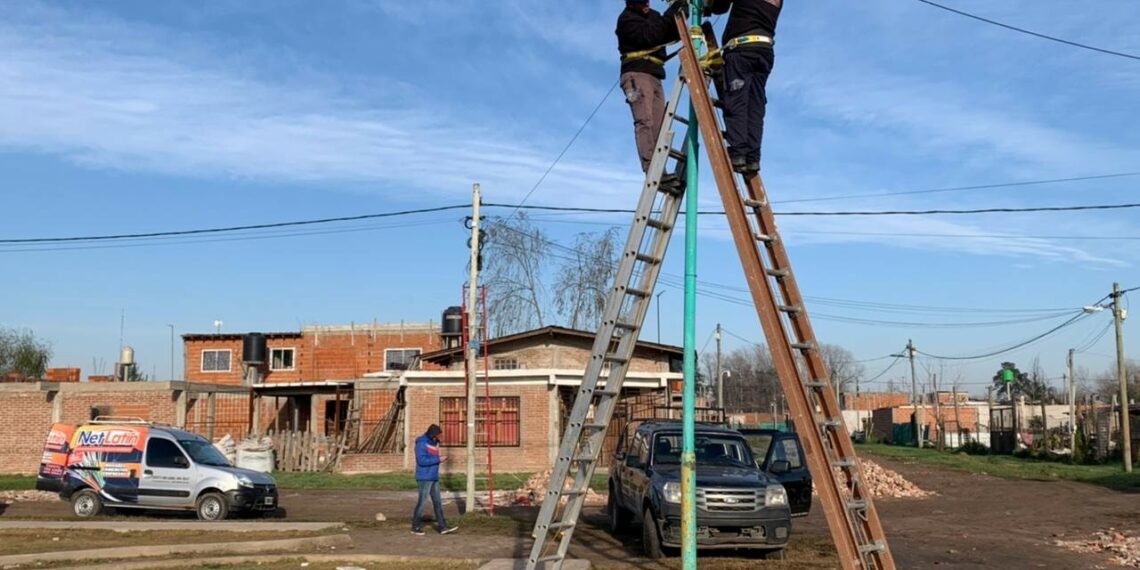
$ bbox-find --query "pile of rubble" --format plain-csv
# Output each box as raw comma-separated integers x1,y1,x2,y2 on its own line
1056,529,1140,568
512,470,606,507
819,459,933,499
0,490,57,504
857,459,934,499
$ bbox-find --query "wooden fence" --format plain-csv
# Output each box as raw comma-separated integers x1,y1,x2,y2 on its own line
272,431,334,472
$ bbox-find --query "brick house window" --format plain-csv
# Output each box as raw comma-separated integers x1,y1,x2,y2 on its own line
493,357,519,370
270,348,295,371
385,348,421,371
201,350,232,373
438,396,520,447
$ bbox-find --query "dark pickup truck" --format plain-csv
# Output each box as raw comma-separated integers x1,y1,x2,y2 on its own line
607,421,792,559
738,429,813,517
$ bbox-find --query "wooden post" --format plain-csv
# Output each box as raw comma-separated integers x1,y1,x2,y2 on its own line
207,392,217,440
931,374,943,451
1040,398,1049,451
952,386,962,447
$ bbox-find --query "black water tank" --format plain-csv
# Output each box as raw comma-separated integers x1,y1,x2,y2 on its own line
242,333,268,363
442,306,463,337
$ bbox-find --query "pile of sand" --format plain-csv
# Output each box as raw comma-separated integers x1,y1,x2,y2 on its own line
1056,529,1140,568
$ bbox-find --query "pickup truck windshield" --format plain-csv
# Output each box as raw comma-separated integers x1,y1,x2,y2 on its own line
652,433,753,467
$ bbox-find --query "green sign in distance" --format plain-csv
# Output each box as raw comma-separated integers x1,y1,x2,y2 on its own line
1000,368,1015,383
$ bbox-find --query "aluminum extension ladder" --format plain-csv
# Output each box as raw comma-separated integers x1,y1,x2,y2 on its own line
527,11,895,570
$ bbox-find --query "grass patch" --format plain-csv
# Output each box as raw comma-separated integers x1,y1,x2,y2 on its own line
0,529,330,557
273,471,610,492
0,475,36,491
859,443,1140,492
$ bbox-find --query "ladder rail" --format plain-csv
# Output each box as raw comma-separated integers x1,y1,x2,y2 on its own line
527,74,692,570
673,13,895,570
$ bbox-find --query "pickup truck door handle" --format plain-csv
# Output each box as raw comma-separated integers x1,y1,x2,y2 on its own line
143,469,153,476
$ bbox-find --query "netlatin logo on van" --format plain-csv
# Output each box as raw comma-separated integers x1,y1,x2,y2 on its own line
77,430,141,448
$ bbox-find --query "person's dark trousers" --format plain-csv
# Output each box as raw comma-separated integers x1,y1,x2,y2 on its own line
621,71,666,173
411,480,448,532
722,47,774,166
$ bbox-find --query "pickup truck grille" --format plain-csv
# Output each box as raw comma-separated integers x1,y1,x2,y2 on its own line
696,488,762,512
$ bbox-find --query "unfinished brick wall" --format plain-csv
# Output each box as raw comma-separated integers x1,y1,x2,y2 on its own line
340,453,406,473
0,386,57,474
405,384,553,474
183,325,444,385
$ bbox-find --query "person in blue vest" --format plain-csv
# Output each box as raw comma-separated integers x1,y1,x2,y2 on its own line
411,424,458,535
705,0,782,174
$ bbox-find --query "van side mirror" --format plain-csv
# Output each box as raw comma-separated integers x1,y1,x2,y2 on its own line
173,455,189,468
770,459,791,475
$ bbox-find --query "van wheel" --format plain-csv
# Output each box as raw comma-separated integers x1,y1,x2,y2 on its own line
607,487,629,534
641,507,664,559
71,489,103,518
196,492,229,521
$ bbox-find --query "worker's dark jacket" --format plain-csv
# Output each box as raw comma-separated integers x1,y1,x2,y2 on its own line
706,0,782,47
616,6,681,79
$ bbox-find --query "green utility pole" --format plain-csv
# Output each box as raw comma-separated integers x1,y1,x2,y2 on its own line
681,3,704,569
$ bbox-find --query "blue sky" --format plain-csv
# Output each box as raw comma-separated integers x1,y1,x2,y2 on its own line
2,0,1138,395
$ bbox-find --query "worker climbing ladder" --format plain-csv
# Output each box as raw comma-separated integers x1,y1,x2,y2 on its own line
528,10,895,570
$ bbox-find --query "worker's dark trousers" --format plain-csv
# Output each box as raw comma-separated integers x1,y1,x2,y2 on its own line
722,47,775,165
621,71,666,172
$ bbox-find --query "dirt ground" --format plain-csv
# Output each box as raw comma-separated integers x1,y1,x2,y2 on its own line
5,454,1138,569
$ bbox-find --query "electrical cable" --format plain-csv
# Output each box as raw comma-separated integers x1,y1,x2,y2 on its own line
915,0,1140,62
771,172,1140,205
917,311,1089,361
502,80,621,222
491,202,1140,217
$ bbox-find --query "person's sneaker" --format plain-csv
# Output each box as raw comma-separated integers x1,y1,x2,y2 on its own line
440,526,459,535
745,161,760,174
411,529,425,536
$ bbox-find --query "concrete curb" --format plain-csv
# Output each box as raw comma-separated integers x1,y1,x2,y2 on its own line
0,520,344,532
478,559,591,570
0,533,351,568
65,553,487,570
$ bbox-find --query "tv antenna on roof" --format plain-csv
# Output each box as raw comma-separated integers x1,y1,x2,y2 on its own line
213,320,223,333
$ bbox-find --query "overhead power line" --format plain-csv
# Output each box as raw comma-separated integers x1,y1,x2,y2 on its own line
773,172,1140,205
497,202,1140,217
916,0,1140,62
9,200,1140,248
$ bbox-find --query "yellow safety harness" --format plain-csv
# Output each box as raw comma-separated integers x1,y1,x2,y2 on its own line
701,34,775,70
619,41,679,67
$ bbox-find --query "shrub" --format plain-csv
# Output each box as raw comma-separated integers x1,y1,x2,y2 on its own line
959,441,989,456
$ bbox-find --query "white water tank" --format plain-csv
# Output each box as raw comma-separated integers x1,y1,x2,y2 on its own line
120,346,135,365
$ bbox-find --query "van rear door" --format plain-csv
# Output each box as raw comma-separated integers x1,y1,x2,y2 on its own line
36,424,76,493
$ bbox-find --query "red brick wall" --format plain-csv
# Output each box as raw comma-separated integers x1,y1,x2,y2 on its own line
405,384,552,474
844,393,911,411
340,453,405,473
0,388,56,474
184,327,444,385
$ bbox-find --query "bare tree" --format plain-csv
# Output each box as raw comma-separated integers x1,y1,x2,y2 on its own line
0,327,53,379
1094,359,1140,401
712,344,780,413
821,344,864,405
553,227,620,331
483,213,550,336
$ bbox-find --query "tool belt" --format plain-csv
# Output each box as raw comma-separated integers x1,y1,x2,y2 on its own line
620,41,679,67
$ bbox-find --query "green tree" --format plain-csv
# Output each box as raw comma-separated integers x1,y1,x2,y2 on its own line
0,327,53,379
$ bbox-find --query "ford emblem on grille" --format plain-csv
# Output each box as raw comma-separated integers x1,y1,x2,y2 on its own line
724,497,738,504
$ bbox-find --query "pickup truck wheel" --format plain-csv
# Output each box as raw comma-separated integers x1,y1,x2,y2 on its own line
641,507,665,559
71,489,103,518
607,490,629,534
196,492,229,521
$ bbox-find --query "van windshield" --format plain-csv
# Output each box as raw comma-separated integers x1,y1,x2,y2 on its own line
179,439,231,467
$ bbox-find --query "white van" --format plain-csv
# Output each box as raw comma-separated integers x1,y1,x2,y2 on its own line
36,419,279,520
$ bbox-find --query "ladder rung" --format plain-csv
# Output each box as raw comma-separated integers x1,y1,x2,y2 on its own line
860,542,886,554
766,268,789,278
559,489,588,497
634,253,662,265
832,459,856,468
743,198,766,209
777,304,802,314
625,287,651,298
791,342,815,351
595,389,622,397
669,148,686,160
847,500,868,510
645,218,673,231
534,555,563,564
603,354,629,365
548,521,577,530
754,233,775,243
673,115,689,125
582,422,608,431
804,380,828,389
823,418,842,428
